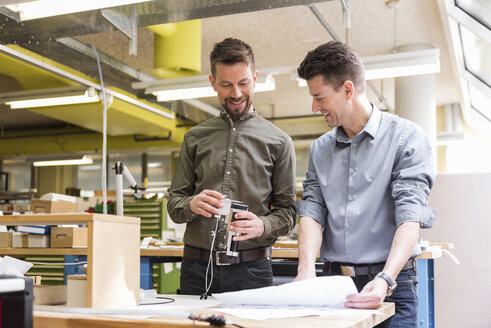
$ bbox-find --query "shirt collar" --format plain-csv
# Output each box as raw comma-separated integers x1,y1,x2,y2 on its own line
220,108,257,122
335,103,381,142
363,103,381,139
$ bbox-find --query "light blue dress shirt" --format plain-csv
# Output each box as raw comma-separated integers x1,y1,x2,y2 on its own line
298,105,437,264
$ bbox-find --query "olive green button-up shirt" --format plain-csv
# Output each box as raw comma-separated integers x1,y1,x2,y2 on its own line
167,110,297,251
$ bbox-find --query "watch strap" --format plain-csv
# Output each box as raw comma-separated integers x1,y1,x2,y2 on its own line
375,272,397,296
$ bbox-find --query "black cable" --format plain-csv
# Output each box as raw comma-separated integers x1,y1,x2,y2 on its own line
156,296,175,303
140,296,175,306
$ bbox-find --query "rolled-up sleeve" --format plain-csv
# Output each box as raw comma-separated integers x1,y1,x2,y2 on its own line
392,125,437,228
297,143,328,227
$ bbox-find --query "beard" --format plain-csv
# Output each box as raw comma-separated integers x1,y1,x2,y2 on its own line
221,95,253,121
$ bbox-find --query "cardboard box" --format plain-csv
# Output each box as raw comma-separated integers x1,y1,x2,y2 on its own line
12,232,29,248
33,285,67,305
27,234,49,248
67,274,87,307
0,204,14,213
0,231,13,248
30,198,78,214
51,227,87,248
13,203,30,212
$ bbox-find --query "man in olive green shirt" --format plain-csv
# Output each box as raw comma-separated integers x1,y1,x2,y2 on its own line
167,38,296,297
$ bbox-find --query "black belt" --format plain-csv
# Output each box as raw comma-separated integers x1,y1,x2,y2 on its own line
183,245,271,266
324,258,416,277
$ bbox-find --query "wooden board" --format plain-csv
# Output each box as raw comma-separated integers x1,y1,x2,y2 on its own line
88,217,140,308
0,213,139,225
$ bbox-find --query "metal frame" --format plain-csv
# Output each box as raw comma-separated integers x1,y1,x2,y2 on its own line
417,258,435,328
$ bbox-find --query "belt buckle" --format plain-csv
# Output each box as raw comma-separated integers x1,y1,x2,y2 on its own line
340,265,356,277
215,251,232,266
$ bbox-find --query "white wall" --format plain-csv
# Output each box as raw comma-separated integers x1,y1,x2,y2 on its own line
424,173,491,328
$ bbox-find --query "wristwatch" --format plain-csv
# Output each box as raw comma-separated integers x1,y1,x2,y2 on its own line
375,272,397,296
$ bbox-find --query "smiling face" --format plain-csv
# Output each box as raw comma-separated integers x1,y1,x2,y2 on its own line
307,75,352,128
209,62,257,121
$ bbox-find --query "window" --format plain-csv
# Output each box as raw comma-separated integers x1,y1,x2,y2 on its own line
440,0,491,140
468,82,491,121
455,0,491,29
459,24,491,87
1,160,31,192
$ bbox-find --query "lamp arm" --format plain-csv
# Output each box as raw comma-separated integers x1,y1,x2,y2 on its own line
114,161,146,216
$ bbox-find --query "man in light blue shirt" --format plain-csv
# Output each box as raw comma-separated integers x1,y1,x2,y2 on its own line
295,41,436,327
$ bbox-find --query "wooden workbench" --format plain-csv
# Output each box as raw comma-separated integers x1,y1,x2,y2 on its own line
33,294,395,328
0,246,443,259
0,238,446,328
138,246,443,259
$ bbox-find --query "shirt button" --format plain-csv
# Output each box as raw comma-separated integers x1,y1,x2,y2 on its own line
226,171,230,175
229,149,233,152
348,253,353,258
348,195,354,201
350,168,355,174
232,128,237,131
352,143,357,147
224,194,228,198
345,223,350,229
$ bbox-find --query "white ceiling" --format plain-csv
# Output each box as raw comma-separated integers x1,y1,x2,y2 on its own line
0,0,462,139
198,0,459,118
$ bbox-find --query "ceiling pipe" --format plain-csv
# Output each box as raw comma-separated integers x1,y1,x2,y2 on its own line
339,0,350,44
306,4,340,41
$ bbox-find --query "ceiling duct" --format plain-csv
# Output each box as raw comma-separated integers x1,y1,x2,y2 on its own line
147,20,201,79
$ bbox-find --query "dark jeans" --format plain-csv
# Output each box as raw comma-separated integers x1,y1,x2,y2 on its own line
180,256,273,295
348,269,419,328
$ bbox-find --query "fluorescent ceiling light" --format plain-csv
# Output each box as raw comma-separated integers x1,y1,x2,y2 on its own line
363,48,441,80
144,74,276,102
5,0,152,21
1,86,100,109
294,48,441,86
78,164,102,171
33,155,93,167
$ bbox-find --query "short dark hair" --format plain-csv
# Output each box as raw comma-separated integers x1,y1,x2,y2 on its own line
298,41,366,92
210,38,255,77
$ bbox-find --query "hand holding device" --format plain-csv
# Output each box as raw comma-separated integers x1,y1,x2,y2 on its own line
190,189,225,218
